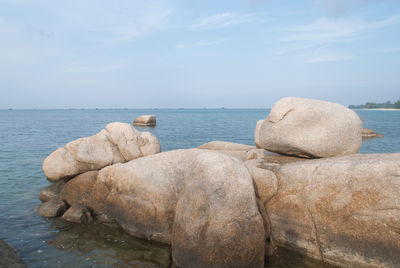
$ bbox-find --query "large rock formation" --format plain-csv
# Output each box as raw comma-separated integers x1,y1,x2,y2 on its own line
39,149,267,268
246,153,400,268
255,97,362,158
42,122,161,181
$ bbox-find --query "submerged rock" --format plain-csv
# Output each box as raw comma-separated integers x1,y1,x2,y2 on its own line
246,153,400,268
38,181,65,202
62,204,93,224
47,223,171,267
42,122,161,181
82,149,266,268
0,239,25,268
362,128,384,139
133,115,156,126
37,197,68,218
255,97,362,158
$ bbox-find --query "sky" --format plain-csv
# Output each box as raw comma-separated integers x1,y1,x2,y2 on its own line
0,0,399,109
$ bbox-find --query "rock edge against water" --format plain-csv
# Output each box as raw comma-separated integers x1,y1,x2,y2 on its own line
0,239,26,268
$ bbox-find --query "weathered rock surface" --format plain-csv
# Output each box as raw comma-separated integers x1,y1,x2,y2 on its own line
255,97,362,158
0,239,25,268
133,115,156,126
362,128,384,139
198,141,256,151
199,141,277,161
246,153,400,268
37,197,68,218
82,149,266,268
42,122,161,181
60,171,98,206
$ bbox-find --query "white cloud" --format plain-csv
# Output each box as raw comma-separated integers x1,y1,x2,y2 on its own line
192,12,252,29
0,18,4,24
176,39,225,49
95,8,172,43
277,14,400,62
62,62,123,73
282,15,400,44
7,0,172,43
316,0,400,16
304,53,356,63
316,0,357,16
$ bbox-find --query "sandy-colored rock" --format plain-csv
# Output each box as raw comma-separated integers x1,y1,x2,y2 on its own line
245,159,279,205
255,97,362,158
37,198,68,218
198,141,256,151
246,148,279,160
83,149,266,268
199,141,277,161
362,128,384,139
42,122,161,181
60,171,98,206
246,153,400,267
255,120,263,148
133,115,156,126
0,239,25,268
205,150,249,161
38,181,65,202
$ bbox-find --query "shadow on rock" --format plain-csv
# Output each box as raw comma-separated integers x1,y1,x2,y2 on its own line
266,247,339,268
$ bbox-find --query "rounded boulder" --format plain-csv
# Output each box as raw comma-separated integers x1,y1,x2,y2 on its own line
255,97,362,158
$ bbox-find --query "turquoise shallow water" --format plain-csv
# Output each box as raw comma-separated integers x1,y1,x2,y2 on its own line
0,109,399,267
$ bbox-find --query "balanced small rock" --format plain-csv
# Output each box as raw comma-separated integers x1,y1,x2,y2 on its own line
133,115,156,126
255,97,362,158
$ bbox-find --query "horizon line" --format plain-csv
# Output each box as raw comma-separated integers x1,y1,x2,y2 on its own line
0,107,271,110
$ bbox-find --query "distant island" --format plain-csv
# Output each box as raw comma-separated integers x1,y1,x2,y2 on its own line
349,100,400,109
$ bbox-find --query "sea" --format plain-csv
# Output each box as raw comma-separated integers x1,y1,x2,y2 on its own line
0,109,399,268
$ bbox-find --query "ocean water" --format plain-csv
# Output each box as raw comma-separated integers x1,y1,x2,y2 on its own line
0,109,399,267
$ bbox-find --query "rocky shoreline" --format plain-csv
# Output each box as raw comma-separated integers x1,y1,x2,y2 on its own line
37,97,400,267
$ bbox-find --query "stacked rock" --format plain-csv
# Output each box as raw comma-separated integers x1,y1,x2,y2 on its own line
255,97,362,158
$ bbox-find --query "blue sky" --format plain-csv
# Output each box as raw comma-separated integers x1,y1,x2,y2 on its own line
0,0,399,108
